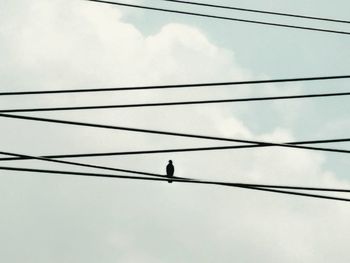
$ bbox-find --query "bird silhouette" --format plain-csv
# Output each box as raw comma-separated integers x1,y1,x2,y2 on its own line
166,160,174,183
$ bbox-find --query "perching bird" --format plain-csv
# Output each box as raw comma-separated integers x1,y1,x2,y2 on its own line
166,160,174,183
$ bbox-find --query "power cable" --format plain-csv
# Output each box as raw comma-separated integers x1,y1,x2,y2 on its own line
1,165,350,202
84,0,350,36
1,75,350,96
161,0,350,24
3,149,350,193
0,113,348,154
1,91,349,113
0,138,349,162
0,150,176,179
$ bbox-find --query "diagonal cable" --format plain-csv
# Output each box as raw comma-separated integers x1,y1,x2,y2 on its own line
0,150,179,180
1,91,350,113
0,113,349,154
85,0,350,36
161,0,350,24
0,138,349,162
1,75,350,96
1,149,350,193
1,165,350,202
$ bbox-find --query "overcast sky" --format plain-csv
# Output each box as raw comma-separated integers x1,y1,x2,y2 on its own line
1,0,350,262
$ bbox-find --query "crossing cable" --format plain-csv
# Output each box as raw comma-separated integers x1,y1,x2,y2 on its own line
0,138,349,162
1,165,350,202
1,75,350,96
0,113,349,154
161,0,350,24
2,91,350,113
0,150,180,180
3,149,350,194
84,0,350,36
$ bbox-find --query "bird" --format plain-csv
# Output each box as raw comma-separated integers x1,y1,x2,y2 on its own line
166,160,174,183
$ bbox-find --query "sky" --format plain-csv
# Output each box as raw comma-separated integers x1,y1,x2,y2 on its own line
0,0,350,262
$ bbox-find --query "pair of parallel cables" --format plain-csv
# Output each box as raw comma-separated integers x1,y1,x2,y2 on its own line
84,0,350,36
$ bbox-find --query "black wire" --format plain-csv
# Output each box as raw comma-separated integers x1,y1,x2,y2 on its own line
0,113,349,154
0,150,172,179
1,165,350,202
84,0,350,36
2,91,350,113
3,149,350,193
0,138,349,162
161,0,350,24
1,75,350,96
